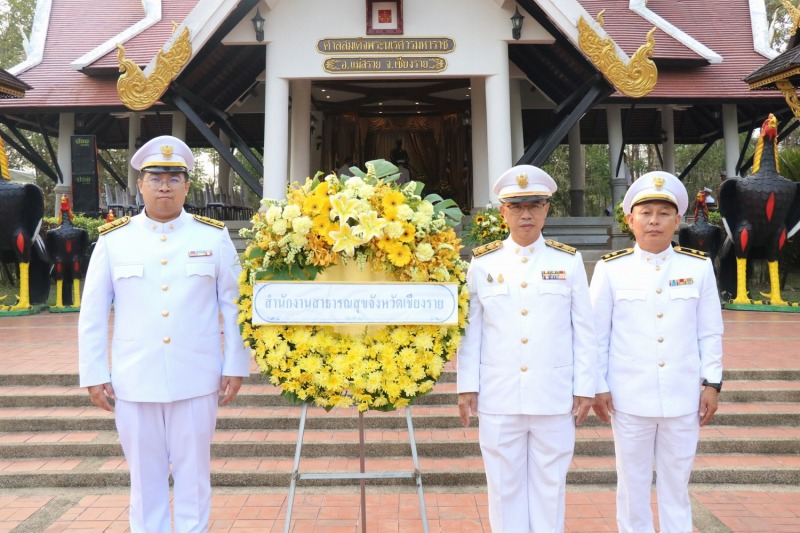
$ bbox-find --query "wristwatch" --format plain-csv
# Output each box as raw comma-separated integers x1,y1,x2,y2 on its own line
702,379,722,393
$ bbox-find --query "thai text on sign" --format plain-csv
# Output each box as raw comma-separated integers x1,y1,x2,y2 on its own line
252,282,459,325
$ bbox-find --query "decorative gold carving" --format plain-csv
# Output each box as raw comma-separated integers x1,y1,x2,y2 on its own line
748,68,800,90
0,136,9,181
776,79,800,119
578,11,658,98
783,0,800,35
117,24,192,111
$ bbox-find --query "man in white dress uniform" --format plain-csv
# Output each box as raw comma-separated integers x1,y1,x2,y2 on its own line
78,136,251,532
589,171,724,533
457,165,596,532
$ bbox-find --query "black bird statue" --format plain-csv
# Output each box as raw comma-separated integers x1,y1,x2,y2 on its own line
679,189,723,265
46,195,90,309
0,137,50,311
719,114,800,305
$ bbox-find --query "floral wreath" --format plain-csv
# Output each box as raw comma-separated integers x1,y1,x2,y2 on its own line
462,203,509,247
237,160,469,412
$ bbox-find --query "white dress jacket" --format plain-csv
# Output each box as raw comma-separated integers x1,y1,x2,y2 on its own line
457,235,597,414
590,244,723,418
79,210,250,402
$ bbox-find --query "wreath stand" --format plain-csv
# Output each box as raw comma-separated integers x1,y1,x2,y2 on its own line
283,403,430,533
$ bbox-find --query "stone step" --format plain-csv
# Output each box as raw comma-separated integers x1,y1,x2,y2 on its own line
2,402,799,432
0,368,794,388
1,454,799,488
1,426,799,460
1,379,799,408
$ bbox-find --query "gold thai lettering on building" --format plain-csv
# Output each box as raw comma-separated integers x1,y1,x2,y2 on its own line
317,37,455,54
323,56,447,74
116,24,192,111
578,10,657,98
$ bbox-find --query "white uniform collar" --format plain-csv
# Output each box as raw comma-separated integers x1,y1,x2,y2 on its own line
506,234,544,256
136,209,191,233
633,243,674,265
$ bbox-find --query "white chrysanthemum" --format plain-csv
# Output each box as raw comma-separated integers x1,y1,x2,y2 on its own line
282,204,301,221
415,243,435,262
346,176,365,188
417,201,434,215
395,204,414,220
292,216,313,235
289,232,308,248
265,205,282,224
356,183,375,198
272,219,288,235
411,211,432,227
384,221,404,239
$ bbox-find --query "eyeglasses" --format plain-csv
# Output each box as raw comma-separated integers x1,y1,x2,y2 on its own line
142,176,186,190
504,202,548,215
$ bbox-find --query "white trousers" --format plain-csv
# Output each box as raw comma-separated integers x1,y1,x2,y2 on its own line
116,392,219,533
478,412,575,533
612,411,700,533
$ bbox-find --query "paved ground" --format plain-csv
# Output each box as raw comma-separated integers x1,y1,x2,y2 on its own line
0,309,799,532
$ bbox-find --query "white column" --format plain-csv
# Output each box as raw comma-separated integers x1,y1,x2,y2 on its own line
55,113,74,215
722,104,738,177
470,76,489,209
509,78,524,163
606,105,627,205
172,112,187,140
218,130,232,199
127,113,141,197
263,46,290,200
289,79,311,182
568,123,585,217
660,105,675,174
484,46,513,202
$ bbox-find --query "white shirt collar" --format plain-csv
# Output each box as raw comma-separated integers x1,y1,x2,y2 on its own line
633,243,674,265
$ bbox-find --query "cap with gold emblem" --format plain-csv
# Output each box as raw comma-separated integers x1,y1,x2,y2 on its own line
130,135,194,173
622,170,689,216
492,165,557,203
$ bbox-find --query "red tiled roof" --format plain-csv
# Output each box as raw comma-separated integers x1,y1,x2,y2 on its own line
579,0,703,62
87,1,195,72
579,0,779,101
0,0,194,111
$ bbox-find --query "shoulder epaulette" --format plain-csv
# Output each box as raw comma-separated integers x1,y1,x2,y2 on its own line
193,214,226,229
545,239,576,255
673,246,708,260
602,248,634,262
98,216,131,236
472,240,503,258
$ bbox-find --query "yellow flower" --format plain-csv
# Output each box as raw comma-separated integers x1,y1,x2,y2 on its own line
330,193,360,223
330,222,364,256
353,210,387,242
303,194,326,216
398,223,416,243
386,242,412,267
381,190,405,211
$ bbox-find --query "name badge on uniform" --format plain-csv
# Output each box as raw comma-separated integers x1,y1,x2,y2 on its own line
669,278,693,286
189,250,213,257
541,270,566,280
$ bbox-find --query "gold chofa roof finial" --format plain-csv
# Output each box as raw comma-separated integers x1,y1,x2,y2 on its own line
783,0,800,35
578,10,658,98
117,24,192,111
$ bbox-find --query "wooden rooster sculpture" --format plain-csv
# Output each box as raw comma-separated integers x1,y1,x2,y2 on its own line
719,114,800,305
679,189,723,264
0,137,50,312
46,195,90,309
